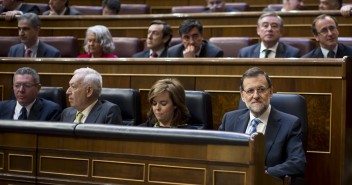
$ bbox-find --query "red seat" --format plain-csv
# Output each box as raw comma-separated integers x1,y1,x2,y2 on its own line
171,6,206,13
119,4,150,14
71,5,102,15
209,37,255,57
279,38,315,57
112,37,144,57
0,36,20,57
170,37,182,47
40,36,80,57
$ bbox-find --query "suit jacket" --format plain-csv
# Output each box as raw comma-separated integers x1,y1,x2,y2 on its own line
302,43,352,58
218,108,306,178
132,48,168,58
43,6,81,15
167,40,224,57
0,98,61,121
8,41,61,57
238,42,301,58
60,100,123,125
0,3,40,14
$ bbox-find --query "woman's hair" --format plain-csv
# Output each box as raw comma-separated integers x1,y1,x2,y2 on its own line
147,78,190,127
83,25,115,54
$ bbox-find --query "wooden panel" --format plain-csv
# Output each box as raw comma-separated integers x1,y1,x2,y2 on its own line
39,156,89,177
149,164,206,184
92,160,145,181
8,154,33,173
214,170,246,185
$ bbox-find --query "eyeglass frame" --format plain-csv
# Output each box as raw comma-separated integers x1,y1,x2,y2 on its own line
13,83,39,89
242,86,271,96
317,26,337,35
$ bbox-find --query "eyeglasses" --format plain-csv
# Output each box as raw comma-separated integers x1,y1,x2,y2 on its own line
242,87,270,96
318,26,337,35
182,33,200,41
14,83,38,89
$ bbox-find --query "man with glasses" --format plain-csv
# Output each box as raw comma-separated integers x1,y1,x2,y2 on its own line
302,14,352,58
167,19,223,58
238,12,300,58
0,67,61,121
218,67,306,179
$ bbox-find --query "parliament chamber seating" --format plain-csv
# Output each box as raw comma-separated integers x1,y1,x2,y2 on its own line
266,4,283,11
28,3,49,15
238,93,308,151
279,38,315,57
169,37,182,47
112,37,143,57
38,87,67,111
71,5,102,15
119,4,150,14
225,2,250,11
171,3,249,13
100,88,142,126
185,90,213,129
0,36,20,57
40,36,80,57
339,37,352,48
209,37,255,57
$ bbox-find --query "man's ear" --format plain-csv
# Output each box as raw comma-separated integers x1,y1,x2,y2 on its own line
86,86,94,98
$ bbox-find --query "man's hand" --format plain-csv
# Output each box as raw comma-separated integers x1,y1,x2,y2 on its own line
341,5,352,17
1,10,21,21
183,45,196,58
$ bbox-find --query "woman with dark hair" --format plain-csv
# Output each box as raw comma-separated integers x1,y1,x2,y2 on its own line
77,25,117,58
141,78,193,128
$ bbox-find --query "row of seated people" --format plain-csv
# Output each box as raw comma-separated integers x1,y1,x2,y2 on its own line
1,34,352,58
0,66,307,183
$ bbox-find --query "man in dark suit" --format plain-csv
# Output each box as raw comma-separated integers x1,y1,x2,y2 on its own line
167,19,224,58
8,13,61,58
42,0,80,15
218,67,306,179
238,12,300,58
61,67,122,124
0,0,39,21
302,14,352,58
133,20,172,58
0,67,61,121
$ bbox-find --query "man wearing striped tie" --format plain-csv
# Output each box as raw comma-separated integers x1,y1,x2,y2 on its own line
218,67,306,181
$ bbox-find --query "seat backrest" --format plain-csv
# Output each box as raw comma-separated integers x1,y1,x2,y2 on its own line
170,37,182,47
0,36,20,57
226,2,249,11
71,5,102,15
100,88,142,126
185,90,213,129
119,4,150,14
112,37,144,57
171,6,206,13
209,37,255,57
279,38,315,57
38,87,66,111
40,36,80,57
266,4,283,11
238,93,308,151
338,37,352,48
27,3,49,15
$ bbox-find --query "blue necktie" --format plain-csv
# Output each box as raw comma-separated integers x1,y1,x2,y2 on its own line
247,118,261,135
18,107,27,120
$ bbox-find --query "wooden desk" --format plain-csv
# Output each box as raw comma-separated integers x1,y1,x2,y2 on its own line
0,57,351,185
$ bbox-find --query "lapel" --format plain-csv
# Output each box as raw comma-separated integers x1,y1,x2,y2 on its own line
28,98,42,120
199,40,207,57
275,42,285,58
264,108,282,157
314,48,324,58
2,101,17,119
234,111,250,133
85,101,102,123
18,44,26,57
37,41,45,57
251,44,261,57
160,48,168,57
67,108,77,122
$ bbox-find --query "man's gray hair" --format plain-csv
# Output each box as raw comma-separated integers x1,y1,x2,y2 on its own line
74,67,102,96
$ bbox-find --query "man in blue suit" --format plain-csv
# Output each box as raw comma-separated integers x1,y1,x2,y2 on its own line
302,14,352,58
61,67,123,124
0,67,61,121
167,19,223,58
0,0,39,21
8,13,61,58
238,12,300,58
133,20,172,58
42,0,80,15
218,67,306,179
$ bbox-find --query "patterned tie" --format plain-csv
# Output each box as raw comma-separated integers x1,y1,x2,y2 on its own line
75,112,84,123
327,51,335,58
247,118,261,135
151,51,158,58
25,48,31,58
264,49,272,58
18,107,27,120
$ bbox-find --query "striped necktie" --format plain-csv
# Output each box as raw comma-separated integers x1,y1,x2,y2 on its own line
247,118,261,135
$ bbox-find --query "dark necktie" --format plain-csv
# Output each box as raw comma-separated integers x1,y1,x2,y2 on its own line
246,118,261,135
151,51,157,58
25,49,31,58
264,49,272,58
327,51,335,58
18,107,27,120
